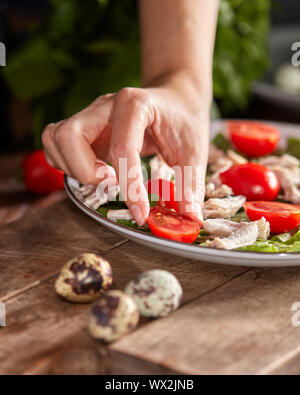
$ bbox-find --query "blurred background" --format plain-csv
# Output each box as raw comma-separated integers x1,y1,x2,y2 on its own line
0,0,299,225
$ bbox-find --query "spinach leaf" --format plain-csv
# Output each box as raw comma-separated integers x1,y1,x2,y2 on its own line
213,133,230,153
97,198,127,216
117,219,150,232
230,210,250,223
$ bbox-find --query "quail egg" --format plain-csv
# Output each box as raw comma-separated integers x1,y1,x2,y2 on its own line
88,290,139,342
55,253,113,303
124,270,182,318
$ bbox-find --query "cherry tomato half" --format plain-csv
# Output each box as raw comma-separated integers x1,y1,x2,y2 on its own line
22,150,64,195
228,121,280,157
147,206,200,243
220,163,280,201
145,179,178,211
244,201,300,234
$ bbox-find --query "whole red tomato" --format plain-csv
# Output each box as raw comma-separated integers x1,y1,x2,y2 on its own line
220,163,280,201
22,150,64,194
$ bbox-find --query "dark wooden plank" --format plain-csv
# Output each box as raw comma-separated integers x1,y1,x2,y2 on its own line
6,196,298,375
0,275,93,374
21,330,108,375
0,252,247,373
104,241,249,305
110,266,300,375
0,200,126,301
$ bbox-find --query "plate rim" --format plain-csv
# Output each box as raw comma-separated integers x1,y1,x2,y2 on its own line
64,118,300,263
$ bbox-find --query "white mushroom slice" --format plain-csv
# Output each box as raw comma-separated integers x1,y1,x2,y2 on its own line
256,217,270,240
75,185,100,210
74,182,120,210
96,182,120,206
227,149,247,165
149,155,175,181
84,192,104,210
203,195,246,219
270,166,300,204
206,171,223,188
203,219,246,237
206,222,259,250
107,209,133,222
203,217,270,240
210,157,233,173
259,154,299,170
208,144,226,164
205,183,233,198
75,185,96,201
259,154,300,184
208,144,233,173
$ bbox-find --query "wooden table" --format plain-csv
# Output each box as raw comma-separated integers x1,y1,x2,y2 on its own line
1,199,300,375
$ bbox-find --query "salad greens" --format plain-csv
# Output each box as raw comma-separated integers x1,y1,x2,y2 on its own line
213,133,230,153
95,130,300,253
286,137,300,160
237,230,300,253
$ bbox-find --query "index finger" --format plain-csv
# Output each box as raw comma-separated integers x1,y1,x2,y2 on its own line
108,88,153,225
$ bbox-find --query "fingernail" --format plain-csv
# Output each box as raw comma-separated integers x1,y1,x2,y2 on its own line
188,195,203,221
131,205,145,226
193,201,203,221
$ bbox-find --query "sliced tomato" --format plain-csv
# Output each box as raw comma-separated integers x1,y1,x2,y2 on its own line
228,121,280,157
244,201,300,233
220,163,280,201
145,179,178,211
147,206,200,243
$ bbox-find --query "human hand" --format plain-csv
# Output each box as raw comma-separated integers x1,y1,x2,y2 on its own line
42,73,210,225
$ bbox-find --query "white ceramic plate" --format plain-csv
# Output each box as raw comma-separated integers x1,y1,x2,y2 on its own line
65,120,300,267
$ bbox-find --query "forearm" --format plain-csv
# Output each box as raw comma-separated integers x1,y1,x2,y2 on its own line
139,0,219,102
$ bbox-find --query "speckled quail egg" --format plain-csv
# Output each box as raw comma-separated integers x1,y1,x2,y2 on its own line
124,270,183,318
55,253,113,303
87,290,139,342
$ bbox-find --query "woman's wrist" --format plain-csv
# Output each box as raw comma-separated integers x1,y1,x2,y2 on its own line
143,69,212,113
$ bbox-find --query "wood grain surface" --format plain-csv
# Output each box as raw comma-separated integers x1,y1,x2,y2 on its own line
1,199,300,375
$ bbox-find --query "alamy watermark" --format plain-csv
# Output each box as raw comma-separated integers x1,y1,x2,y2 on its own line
292,42,300,67
0,41,6,66
0,302,6,326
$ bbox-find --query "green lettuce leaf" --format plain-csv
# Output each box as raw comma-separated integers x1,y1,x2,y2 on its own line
237,231,300,253
271,229,300,245
230,209,250,223
236,241,280,253
286,137,300,160
213,133,230,152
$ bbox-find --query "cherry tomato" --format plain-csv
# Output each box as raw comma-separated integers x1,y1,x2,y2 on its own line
228,121,280,157
244,201,300,234
147,206,200,243
220,163,280,201
22,150,64,195
145,179,178,211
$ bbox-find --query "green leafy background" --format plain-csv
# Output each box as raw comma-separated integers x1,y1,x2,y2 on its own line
3,0,271,146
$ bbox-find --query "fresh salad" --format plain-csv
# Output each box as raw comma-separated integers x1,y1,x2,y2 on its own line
74,121,300,253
